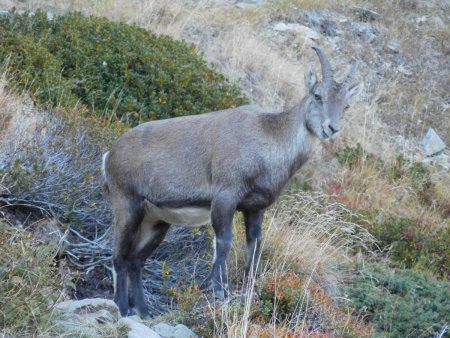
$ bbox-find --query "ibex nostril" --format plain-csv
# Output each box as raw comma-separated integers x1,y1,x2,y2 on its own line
329,125,338,134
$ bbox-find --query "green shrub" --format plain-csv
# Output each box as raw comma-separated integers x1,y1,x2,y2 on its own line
347,263,450,337
335,143,383,170
0,10,247,125
0,222,67,336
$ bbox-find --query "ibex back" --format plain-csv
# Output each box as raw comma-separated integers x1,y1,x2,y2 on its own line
102,46,362,318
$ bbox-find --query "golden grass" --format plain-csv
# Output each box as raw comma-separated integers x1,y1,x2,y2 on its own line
197,191,373,337
325,161,450,230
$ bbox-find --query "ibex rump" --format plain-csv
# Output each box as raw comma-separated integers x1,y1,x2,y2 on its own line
102,47,362,318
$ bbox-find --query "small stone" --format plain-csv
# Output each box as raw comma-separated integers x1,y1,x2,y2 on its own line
153,323,197,338
350,22,377,43
120,317,161,338
53,319,97,336
173,324,197,338
272,22,289,32
422,153,450,171
272,23,321,40
87,309,117,324
423,128,446,156
416,16,427,24
350,6,379,21
235,0,268,8
387,41,400,53
0,9,10,16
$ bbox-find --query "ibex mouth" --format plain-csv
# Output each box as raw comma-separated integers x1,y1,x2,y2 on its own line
321,120,336,138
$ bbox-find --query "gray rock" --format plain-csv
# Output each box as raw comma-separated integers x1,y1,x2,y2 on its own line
350,22,377,43
120,317,161,338
153,323,197,338
387,41,400,53
423,128,446,156
0,9,10,16
422,153,450,171
53,319,97,336
350,6,380,21
87,309,117,324
235,0,268,9
55,298,120,322
304,11,338,37
272,22,321,40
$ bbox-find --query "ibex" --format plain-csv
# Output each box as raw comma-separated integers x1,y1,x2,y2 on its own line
102,47,362,318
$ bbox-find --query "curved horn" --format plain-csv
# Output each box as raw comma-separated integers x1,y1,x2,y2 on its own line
342,61,359,88
312,46,333,83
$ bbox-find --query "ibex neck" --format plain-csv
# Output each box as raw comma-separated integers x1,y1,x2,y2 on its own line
260,97,314,175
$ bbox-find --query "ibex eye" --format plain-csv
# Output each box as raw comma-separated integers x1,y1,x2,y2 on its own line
314,94,322,102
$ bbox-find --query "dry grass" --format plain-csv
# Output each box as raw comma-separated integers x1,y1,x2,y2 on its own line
325,160,450,230
181,191,373,337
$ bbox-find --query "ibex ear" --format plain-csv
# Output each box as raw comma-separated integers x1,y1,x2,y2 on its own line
304,66,317,92
345,82,363,103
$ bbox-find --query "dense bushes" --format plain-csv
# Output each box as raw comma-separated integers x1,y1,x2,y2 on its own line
347,264,450,337
0,10,247,125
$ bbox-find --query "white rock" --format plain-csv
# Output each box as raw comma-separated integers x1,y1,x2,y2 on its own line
235,0,268,8
416,15,427,25
55,298,119,321
423,128,446,156
272,23,321,40
173,324,197,338
153,323,197,338
272,22,289,31
120,317,161,338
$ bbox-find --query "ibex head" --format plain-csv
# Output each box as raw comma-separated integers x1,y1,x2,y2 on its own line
304,46,363,139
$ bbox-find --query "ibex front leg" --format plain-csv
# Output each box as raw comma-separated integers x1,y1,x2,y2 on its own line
210,192,237,299
244,209,264,279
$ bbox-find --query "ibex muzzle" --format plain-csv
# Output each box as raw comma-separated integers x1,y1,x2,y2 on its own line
102,46,362,318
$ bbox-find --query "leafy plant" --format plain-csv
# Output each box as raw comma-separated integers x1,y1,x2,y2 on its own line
347,264,450,337
0,10,247,126
0,222,68,336
335,143,383,170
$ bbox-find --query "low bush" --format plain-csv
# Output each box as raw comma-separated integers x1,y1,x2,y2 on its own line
0,10,247,125
255,271,373,337
0,222,67,336
333,145,449,279
347,263,450,337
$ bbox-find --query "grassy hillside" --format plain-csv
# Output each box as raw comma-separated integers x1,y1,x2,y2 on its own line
0,0,449,337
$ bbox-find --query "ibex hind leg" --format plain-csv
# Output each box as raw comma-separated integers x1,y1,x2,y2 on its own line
111,195,145,318
127,218,170,319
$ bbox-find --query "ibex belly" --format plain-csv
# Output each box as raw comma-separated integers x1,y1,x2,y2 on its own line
143,199,211,227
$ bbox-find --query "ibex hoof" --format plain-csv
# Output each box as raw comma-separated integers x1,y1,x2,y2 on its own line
214,289,225,299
